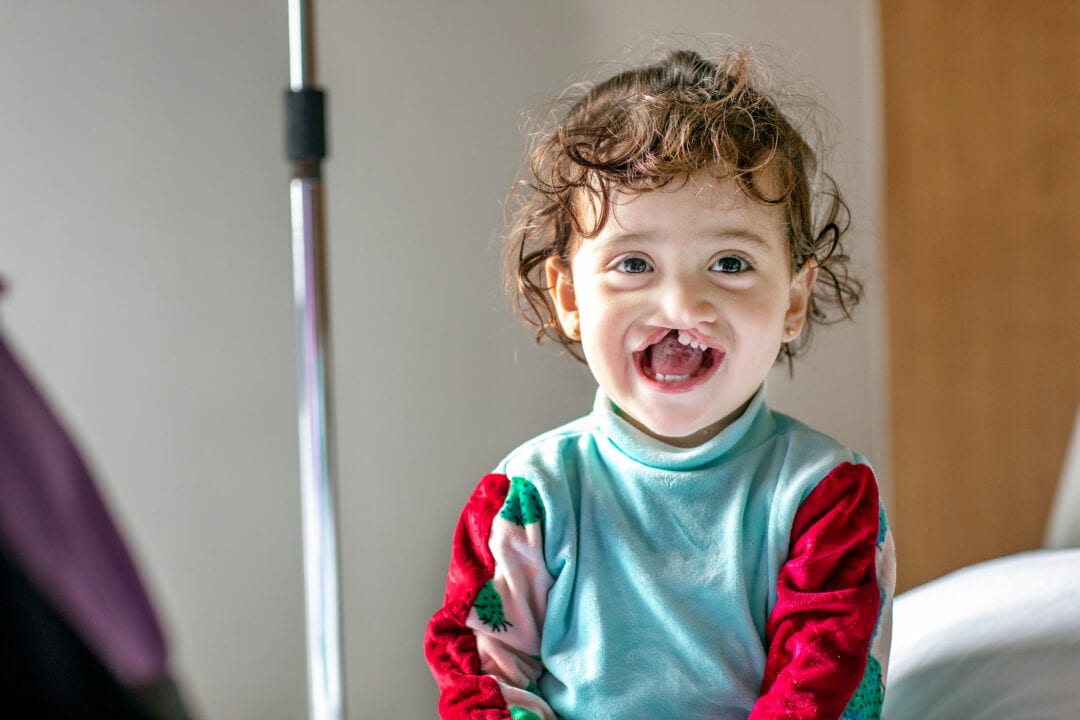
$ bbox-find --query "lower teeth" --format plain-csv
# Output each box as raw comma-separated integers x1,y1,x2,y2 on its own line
654,372,691,382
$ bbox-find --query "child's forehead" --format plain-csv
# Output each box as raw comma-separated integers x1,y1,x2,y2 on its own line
575,173,786,241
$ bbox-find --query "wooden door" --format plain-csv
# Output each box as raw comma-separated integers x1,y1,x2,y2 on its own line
881,0,1080,591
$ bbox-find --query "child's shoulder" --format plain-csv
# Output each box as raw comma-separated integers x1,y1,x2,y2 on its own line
764,407,872,478
492,412,597,483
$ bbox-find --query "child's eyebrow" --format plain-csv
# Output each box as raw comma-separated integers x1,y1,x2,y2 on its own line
708,230,773,250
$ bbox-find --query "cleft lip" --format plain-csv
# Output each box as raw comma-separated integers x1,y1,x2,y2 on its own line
636,328,677,353
635,327,720,353
633,328,727,392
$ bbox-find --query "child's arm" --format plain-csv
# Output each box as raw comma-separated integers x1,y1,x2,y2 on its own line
750,462,896,720
425,474,556,720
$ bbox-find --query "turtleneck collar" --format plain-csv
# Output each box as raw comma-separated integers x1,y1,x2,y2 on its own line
591,384,774,471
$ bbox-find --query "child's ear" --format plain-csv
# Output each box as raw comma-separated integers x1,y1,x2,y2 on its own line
784,260,819,339
545,256,580,340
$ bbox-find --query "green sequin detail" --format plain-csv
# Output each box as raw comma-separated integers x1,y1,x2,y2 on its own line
841,655,884,720
474,580,512,632
877,504,888,545
499,476,545,526
509,708,542,720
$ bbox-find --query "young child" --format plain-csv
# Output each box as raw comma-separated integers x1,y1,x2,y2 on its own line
425,49,895,720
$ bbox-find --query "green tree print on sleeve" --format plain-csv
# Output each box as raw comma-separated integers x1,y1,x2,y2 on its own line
474,580,512,632
840,656,883,720
498,476,545,526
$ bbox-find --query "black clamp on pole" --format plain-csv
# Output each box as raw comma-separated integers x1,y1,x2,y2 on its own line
286,87,327,175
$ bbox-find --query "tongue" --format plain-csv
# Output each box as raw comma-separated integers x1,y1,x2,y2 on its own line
648,332,705,376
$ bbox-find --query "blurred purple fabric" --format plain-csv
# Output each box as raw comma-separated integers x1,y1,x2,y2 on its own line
0,281,168,686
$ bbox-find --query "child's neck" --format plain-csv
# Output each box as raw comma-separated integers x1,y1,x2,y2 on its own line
617,396,754,449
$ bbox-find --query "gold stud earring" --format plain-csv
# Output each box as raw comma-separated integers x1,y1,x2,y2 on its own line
785,327,797,338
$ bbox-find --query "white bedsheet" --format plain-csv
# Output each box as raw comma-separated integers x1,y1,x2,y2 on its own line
883,549,1080,720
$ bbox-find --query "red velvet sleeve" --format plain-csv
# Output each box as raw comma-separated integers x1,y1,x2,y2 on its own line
424,474,513,720
748,462,884,720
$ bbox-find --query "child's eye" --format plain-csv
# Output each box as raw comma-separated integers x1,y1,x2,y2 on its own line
617,256,652,274
711,255,751,274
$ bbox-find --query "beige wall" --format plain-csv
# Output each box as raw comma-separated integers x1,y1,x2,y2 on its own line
0,2,883,717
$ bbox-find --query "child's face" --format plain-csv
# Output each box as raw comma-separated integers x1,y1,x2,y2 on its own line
546,174,817,447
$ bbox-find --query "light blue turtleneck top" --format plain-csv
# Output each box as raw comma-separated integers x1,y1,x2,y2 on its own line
427,384,893,720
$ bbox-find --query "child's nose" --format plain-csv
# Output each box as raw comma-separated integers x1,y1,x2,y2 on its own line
657,277,718,328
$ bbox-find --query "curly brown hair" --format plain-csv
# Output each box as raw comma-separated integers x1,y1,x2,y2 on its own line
504,48,861,366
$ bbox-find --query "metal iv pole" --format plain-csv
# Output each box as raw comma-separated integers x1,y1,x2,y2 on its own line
285,1,346,718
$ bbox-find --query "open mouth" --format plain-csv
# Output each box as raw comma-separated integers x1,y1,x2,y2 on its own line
635,330,724,390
